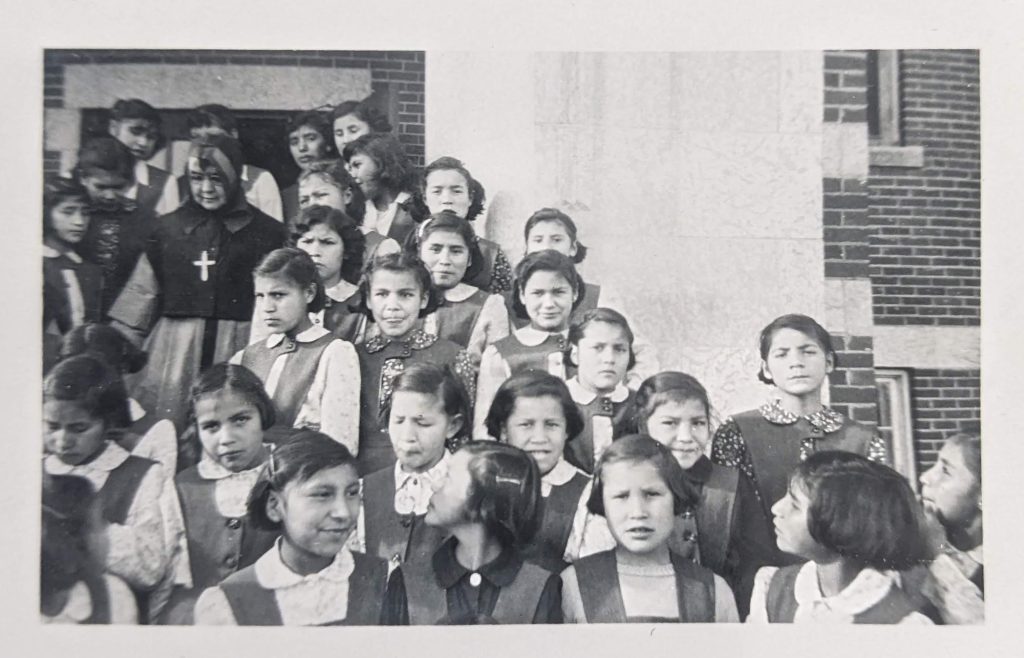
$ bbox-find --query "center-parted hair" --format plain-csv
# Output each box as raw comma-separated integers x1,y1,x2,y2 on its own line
566,307,637,371
59,323,148,375
247,430,358,531
43,355,131,430
587,434,699,516
340,133,417,194
380,363,473,452
420,156,487,222
285,109,338,160
252,247,327,313
354,251,444,320
291,205,366,286
634,371,712,430
510,249,585,321
523,208,588,264
484,371,585,442
330,99,393,134
792,451,928,571
297,160,367,225
406,211,486,284
757,314,838,385
459,441,542,548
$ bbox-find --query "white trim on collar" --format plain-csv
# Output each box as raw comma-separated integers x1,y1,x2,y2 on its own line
792,561,900,616
444,282,481,303
44,441,130,475
255,538,355,589
265,324,332,348
325,280,359,303
542,458,580,487
566,377,629,405
514,325,569,347
43,245,83,263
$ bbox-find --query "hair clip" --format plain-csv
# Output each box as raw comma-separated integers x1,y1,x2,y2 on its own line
494,475,523,487
268,450,279,478
41,503,71,520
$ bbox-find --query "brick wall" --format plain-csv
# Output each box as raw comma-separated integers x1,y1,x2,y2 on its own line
910,368,981,469
828,335,880,428
868,50,980,326
43,49,426,167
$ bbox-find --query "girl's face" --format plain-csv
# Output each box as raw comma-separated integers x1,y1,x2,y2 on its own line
194,388,265,473
572,321,631,394
289,125,328,171
502,396,568,476
297,224,345,288
368,269,428,339
346,152,382,200
50,198,91,245
424,169,472,219
333,113,372,151
770,479,823,559
761,328,833,399
920,441,981,529
298,175,349,211
389,390,461,474
268,464,361,571
645,398,711,470
601,460,675,558
188,162,230,211
425,449,474,529
420,229,470,291
43,400,107,466
526,220,577,259
109,118,158,161
521,270,576,332
254,275,315,335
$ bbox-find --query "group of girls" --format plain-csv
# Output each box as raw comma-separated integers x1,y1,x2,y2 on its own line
41,98,983,627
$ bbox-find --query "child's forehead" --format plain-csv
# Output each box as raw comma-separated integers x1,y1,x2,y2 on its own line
423,228,468,246
426,168,469,186
529,218,571,235
255,273,303,291
602,458,666,484
293,463,359,489
195,387,258,415
580,319,629,341
769,327,823,349
291,124,322,137
370,268,422,288
523,268,571,287
116,117,157,131
510,394,565,416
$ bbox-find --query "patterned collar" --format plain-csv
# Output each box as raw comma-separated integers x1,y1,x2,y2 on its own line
42,245,82,263
255,538,355,589
363,328,438,354
514,325,569,348
325,280,359,303
793,562,901,617
393,451,451,515
265,324,331,348
759,398,845,434
444,282,481,303
44,441,129,476
566,377,630,405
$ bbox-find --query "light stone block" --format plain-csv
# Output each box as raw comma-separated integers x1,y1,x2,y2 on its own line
63,64,372,110
669,52,781,134
44,109,81,151
824,278,874,335
779,51,824,134
821,122,869,178
874,326,980,369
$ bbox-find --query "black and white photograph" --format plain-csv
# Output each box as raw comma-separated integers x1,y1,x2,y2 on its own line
8,1,1022,656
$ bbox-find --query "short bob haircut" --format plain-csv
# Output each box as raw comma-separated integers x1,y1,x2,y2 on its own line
75,137,135,183
458,441,542,548
59,323,148,375
634,371,712,431
188,362,277,432
485,370,585,442
406,211,486,285
291,205,366,286
341,133,417,195
510,249,585,321
187,103,238,135
44,354,131,430
252,247,327,313
285,109,339,160
420,156,487,222
566,307,637,371
330,99,393,134
247,430,358,531
587,434,699,517
109,98,162,126
757,313,838,385
523,208,588,264
297,160,367,224
354,251,444,320
43,175,90,237
792,450,928,571
380,363,473,452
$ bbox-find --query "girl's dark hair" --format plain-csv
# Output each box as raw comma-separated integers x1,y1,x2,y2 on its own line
524,208,588,264
459,441,542,548
757,314,838,384
946,433,982,485
188,363,276,431
380,363,472,452
110,98,161,126
41,473,98,601
587,434,699,516
485,371,584,442
43,175,90,236
793,451,928,571
354,251,443,320
330,99,393,133
634,371,712,431
297,160,367,225
510,249,584,321
75,137,135,182
292,205,366,285
248,430,358,531
187,103,237,134
341,133,417,194
59,323,148,375
421,156,486,222
43,355,131,429
566,307,636,371
285,110,339,160
405,211,485,285
253,247,327,313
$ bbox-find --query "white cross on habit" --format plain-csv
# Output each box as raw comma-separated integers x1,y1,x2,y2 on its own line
193,250,216,282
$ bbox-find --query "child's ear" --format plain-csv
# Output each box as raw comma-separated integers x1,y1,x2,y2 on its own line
107,119,119,137
305,283,317,305
445,414,465,440
825,353,835,374
419,292,429,311
265,491,284,524
569,344,580,367
760,360,774,383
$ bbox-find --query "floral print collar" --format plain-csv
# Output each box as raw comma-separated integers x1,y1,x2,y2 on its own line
363,329,438,354
759,398,844,434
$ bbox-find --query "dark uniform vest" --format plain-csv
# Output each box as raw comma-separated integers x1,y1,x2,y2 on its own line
522,471,590,574
322,291,363,343
573,550,716,623
362,467,449,567
431,288,489,349
766,564,919,623
218,551,388,625
137,166,172,216
81,205,154,315
240,332,336,428
566,389,637,474
493,332,569,377
43,251,104,332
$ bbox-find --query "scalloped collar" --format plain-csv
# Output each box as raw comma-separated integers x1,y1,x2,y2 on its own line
759,398,844,434
363,328,438,354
